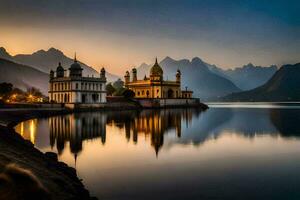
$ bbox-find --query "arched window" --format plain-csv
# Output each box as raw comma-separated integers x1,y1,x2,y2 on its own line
142,90,144,95
137,91,140,96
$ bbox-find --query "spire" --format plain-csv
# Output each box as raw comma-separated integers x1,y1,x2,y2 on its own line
74,52,77,62
155,57,158,64
58,62,62,66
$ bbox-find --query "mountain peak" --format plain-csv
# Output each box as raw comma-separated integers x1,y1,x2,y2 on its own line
47,47,64,55
244,63,255,68
0,47,12,59
191,57,204,65
161,56,175,63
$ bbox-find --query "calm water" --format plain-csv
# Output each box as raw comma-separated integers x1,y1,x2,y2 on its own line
15,103,300,200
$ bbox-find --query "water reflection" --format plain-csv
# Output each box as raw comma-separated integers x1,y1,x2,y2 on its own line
49,113,106,157
14,105,300,200
15,119,37,144
15,107,300,158
105,109,202,155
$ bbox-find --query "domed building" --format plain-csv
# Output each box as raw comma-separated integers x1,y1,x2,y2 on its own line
124,58,192,99
49,55,107,104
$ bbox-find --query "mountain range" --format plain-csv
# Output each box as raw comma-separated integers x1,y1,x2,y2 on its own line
0,58,49,94
208,63,278,90
0,47,119,82
0,47,288,100
222,63,300,101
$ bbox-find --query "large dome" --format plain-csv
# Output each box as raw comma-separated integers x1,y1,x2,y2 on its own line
69,54,83,77
150,58,163,76
70,59,82,70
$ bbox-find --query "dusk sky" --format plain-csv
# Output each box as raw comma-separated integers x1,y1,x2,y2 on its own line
0,0,299,75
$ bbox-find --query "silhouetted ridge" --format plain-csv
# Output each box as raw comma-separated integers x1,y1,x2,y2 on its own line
222,63,300,101
0,58,48,94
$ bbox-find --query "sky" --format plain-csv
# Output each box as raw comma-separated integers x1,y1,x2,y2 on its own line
0,0,299,75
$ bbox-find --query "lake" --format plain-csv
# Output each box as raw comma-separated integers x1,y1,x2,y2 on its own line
15,103,300,200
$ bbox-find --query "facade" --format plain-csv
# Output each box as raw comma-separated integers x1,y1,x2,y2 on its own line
49,56,107,103
124,58,192,99
181,90,193,98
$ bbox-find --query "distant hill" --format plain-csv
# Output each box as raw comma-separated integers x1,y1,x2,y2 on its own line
0,47,119,82
136,57,241,100
222,63,300,101
0,58,49,94
208,63,277,90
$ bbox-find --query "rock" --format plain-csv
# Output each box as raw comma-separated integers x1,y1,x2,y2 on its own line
45,152,58,162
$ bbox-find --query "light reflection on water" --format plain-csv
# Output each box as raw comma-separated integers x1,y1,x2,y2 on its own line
15,105,300,200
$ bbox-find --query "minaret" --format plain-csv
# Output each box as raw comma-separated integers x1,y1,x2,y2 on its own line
100,67,106,79
132,68,137,82
124,71,130,84
176,69,181,83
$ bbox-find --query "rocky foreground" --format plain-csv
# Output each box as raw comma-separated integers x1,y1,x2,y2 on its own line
0,110,96,200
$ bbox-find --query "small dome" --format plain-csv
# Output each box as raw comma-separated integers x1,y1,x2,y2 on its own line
176,69,181,75
125,71,130,76
132,68,137,73
56,62,64,72
150,58,163,76
101,67,105,72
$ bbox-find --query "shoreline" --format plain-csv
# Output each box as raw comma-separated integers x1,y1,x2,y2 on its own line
0,103,208,200
0,108,99,199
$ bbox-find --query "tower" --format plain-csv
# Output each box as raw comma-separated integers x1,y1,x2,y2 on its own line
176,69,181,83
124,71,130,84
132,68,137,82
100,67,106,79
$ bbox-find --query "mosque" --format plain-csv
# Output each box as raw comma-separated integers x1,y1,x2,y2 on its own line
124,58,193,99
48,55,107,103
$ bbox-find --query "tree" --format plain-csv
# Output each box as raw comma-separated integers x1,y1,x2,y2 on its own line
112,79,124,90
106,83,116,96
0,82,13,96
122,89,135,98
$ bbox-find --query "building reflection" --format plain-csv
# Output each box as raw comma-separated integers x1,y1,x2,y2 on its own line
15,119,38,144
49,113,106,158
15,108,203,158
106,108,202,155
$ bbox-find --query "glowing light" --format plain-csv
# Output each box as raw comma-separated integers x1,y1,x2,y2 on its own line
20,122,24,136
29,120,36,144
